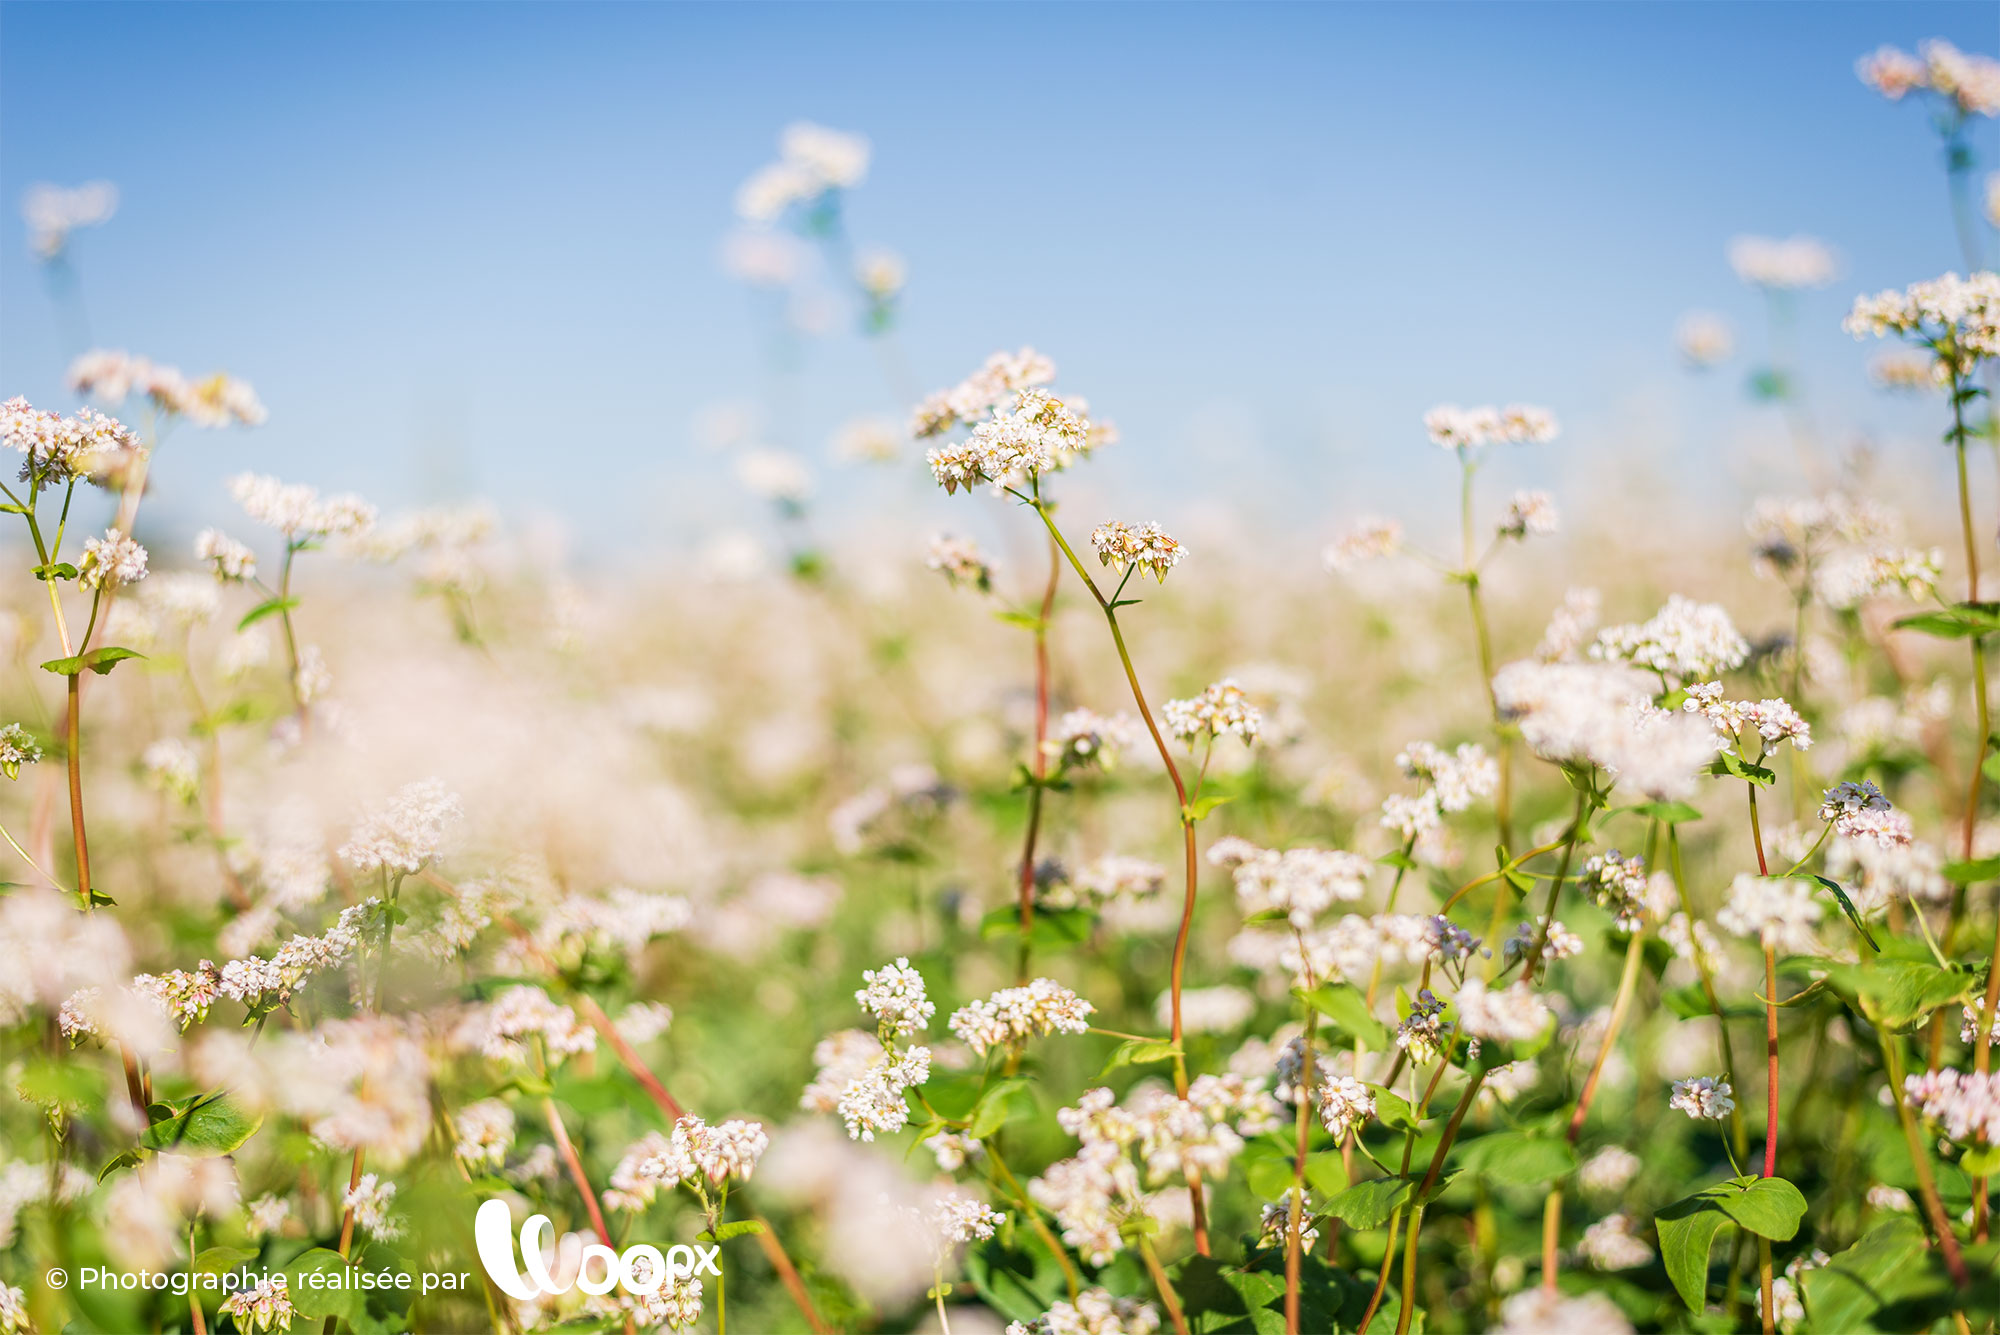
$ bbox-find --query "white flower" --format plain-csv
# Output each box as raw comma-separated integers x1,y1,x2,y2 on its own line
79,527,148,590
1676,312,1734,367
1423,403,1559,449
1717,874,1821,954
1323,517,1402,571
1593,595,1748,682
338,779,462,874
218,1275,295,1332
1498,490,1558,539
342,1173,401,1240
0,723,42,780
1903,1068,2000,1146
1454,979,1550,1043
1729,235,1837,289
1578,1145,1641,1195
1669,1075,1736,1121
195,528,258,581
950,978,1094,1055
1396,740,1498,812
932,1193,1006,1245
857,957,935,1038
229,472,375,540
1090,521,1186,582
1579,1213,1654,1270
1162,679,1262,747
926,534,994,592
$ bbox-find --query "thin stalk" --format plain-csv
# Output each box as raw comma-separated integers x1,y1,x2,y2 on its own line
1541,1191,1562,1295
1135,1233,1190,1335
1355,1206,1404,1334
1015,532,1061,980
1393,1068,1488,1335
1285,1005,1320,1335
1513,787,1591,982
1567,926,1647,1144
543,1096,614,1248
983,1139,1083,1301
1759,1237,1776,1335
1874,1012,1970,1286
1669,827,1750,1159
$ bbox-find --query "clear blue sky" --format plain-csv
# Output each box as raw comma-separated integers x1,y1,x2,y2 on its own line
1,2,1994,560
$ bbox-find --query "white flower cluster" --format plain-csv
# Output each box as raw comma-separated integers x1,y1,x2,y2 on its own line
0,723,42,780
1005,1287,1162,1335
1453,979,1551,1043
1316,1075,1377,1139
21,180,117,258
0,396,141,487
451,985,597,1066
78,527,149,590
1683,682,1812,753
914,348,1058,438
1578,1145,1642,1195
948,978,1095,1056
1717,874,1822,954
927,388,1099,494
1396,739,1498,812
1857,40,2000,116
216,904,373,1009
1162,678,1262,747
218,1275,295,1333
1506,916,1582,965
932,1192,1007,1245
1728,234,1838,289
343,1173,401,1240
1209,836,1368,928
1845,271,2000,373
1813,546,1944,609
338,779,462,874
1043,707,1142,771
1498,489,1558,539
735,121,870,223
194,528,258,581
451,1099,515,1171
1321,517,1402,572
1676,311,1734,367
1819,780,1913,849
1669,1075,1736,1121
69,349,266,427
926,533,995,592
1089,520,1185,582
1396,989,1455,1064
857,956,936,1038
1592,595,1749,683
1902,1069,2000,1146
1422,403,1559,450
1492,660,1715,799
229,472,376,541
638,1115,770,1187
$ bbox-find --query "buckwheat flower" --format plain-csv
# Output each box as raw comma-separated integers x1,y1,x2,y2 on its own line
1090,520,1185,582
913,348,1058,438
131,961,223,1030
927,388,1096,492
1258,1191,1321,1253
615,1000,674,1044
1043,707,1141,770
1845,272,2000,374
1379,790,1441,842
1729,235,1837,289
1506,916,1581,964
1920,39,2000,116
219,1275,296,1332
950,978,1095,1055
1867,1184,1915,1213
1858,44,1929,98
1903,1068,2000,1145
343,1174,401,1240
1,397,141,485
925,533,994,592
800,1029,883,1113
837,1046,931,1141
1322,517,1402,571
1593,594,1749,682
1870,349,1942,391
245,1193,293,1239
1423,403,1559,449
452,1099,515,1171
1157,985,1255,1035
194,528,258,582
21,180,118,260
452,985,597,1065
1676,311,1735,367
1963,1003,2000,1044
1818,780,1912,848
857,956,935,1037
1718,873,1821,954
0,724,41,781
1579,1145,1641,1195
1582,851,1649,932
635,1273,702,1331
140,737,199,803
647,1115,769,1186
1498,1288,1634,1335
78,527,147,591
229,473,376,540
1317,1075,1377,1139
925,1132,981,1172
1397,740,1498,812
781,121,870,188
1218,840,1369,927
1579,1213,1653,1270
1868,547,1944,601
1498,490,1558,539
1536,588,1601,662
933,1193,1006,1244
854,247,906,300
1397,989,1454,1064
1006,1288,1161,1335
736,448,811,504
1163,678,1261,747
1670,1075,1736,1121
1072,854,1167,908
1659,911,1721,966
338,779,462,874
831,415,901,463
1454,979,1551,1043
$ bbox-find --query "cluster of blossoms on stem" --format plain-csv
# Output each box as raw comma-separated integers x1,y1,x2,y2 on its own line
1579,1145,1642,1195
930,1192,1007,1245
637,1115,770,1188
1670,1075,1737,1121
1491,659,1714,800
1683,681,1812,753
1582,850,1650,932
229,472,376,540
925,533,994,592
343,1173,401,1239
805,959,939,1141
194,527,258,581
1316,1075,1377,1139
1819,780,1914,848
218,1275,296,1332
1089,520,1185,582
1396,988,1455,1064
0,395,142,487
947,978,1095,1056
735,121,869,223
69,348,266,427
1902,1069,2000,1146
21,179,116,258
1856,39,2000,115
914,348,1056,438
1844,271,2000,375
857,955,935,1038
1005,1288,1161,1335
1421,402,1559,449
1042,707,1141,771
1209,836,1368,928
1728,234,1838,289
337,779,462,874
1453,979,1552,1043
1963,1004,2000,1045
450,1098,515,1171
450,985,597,1065
1717,874,1822,954
1498,488,1559,539
1579,1212,1655,1270
79,527,149,590
0,722,42,780
926,387,1102,494
1258,1191,1320,1252
1321,516,1402,572
1592,594,1750,683
1395,739,1498,813
1505,915,1582,965
1039,853,1166,911
1162,678,1261,747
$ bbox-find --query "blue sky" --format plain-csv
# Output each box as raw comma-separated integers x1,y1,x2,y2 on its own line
1,2,1994,561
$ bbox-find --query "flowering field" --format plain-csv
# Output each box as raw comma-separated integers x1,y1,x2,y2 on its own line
4,29,2000,1335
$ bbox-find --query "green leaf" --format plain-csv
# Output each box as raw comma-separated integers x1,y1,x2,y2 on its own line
1369,1086,1423,1134
79,645,143,675
1819,958,1976,1028
965,1236,1066,1327
139,1094,263,1156
1799,1217,1931,1333
1708,752,1776,787
193,1246,259,1276
1376,850,1419,871
1101,1038,1181,1076
1324,1175,1412,1229
1292,984,1389,1048
39,654,83,676
1982,750,2000,788
1636,799,1703,824
1960,1144,2000,1176
1657,1193,1732,1312
285,1248,362,1322
977,905,1093,948
992,609,1044,632
1714,1176,1807,1240
1944,856,2000,885
1453,1132,1575,1187
32,561,77,582
238,596,301,631
1892,602,2000,639
97,1147,146,1183
16,1055,106,1108
1805,874,1878,950
969,1079,1037,1140
1183,794,1234,822
697,1219,766,1243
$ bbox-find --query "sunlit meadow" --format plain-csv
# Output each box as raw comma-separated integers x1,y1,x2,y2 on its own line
4,23,2000,1335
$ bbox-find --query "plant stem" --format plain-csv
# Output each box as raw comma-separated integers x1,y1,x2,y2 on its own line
1285,1005,1320,1335
1667,826,1750,1159
1514,787,1590,982
1393,1068,1488,1335
1568,926,1647,1145
1873,1006,1970,1286
1355,1206,1404,1334
1136,1233,1190,1335
1762,946,1779,1181
543,1096,614,1248
1015,532,1061,981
